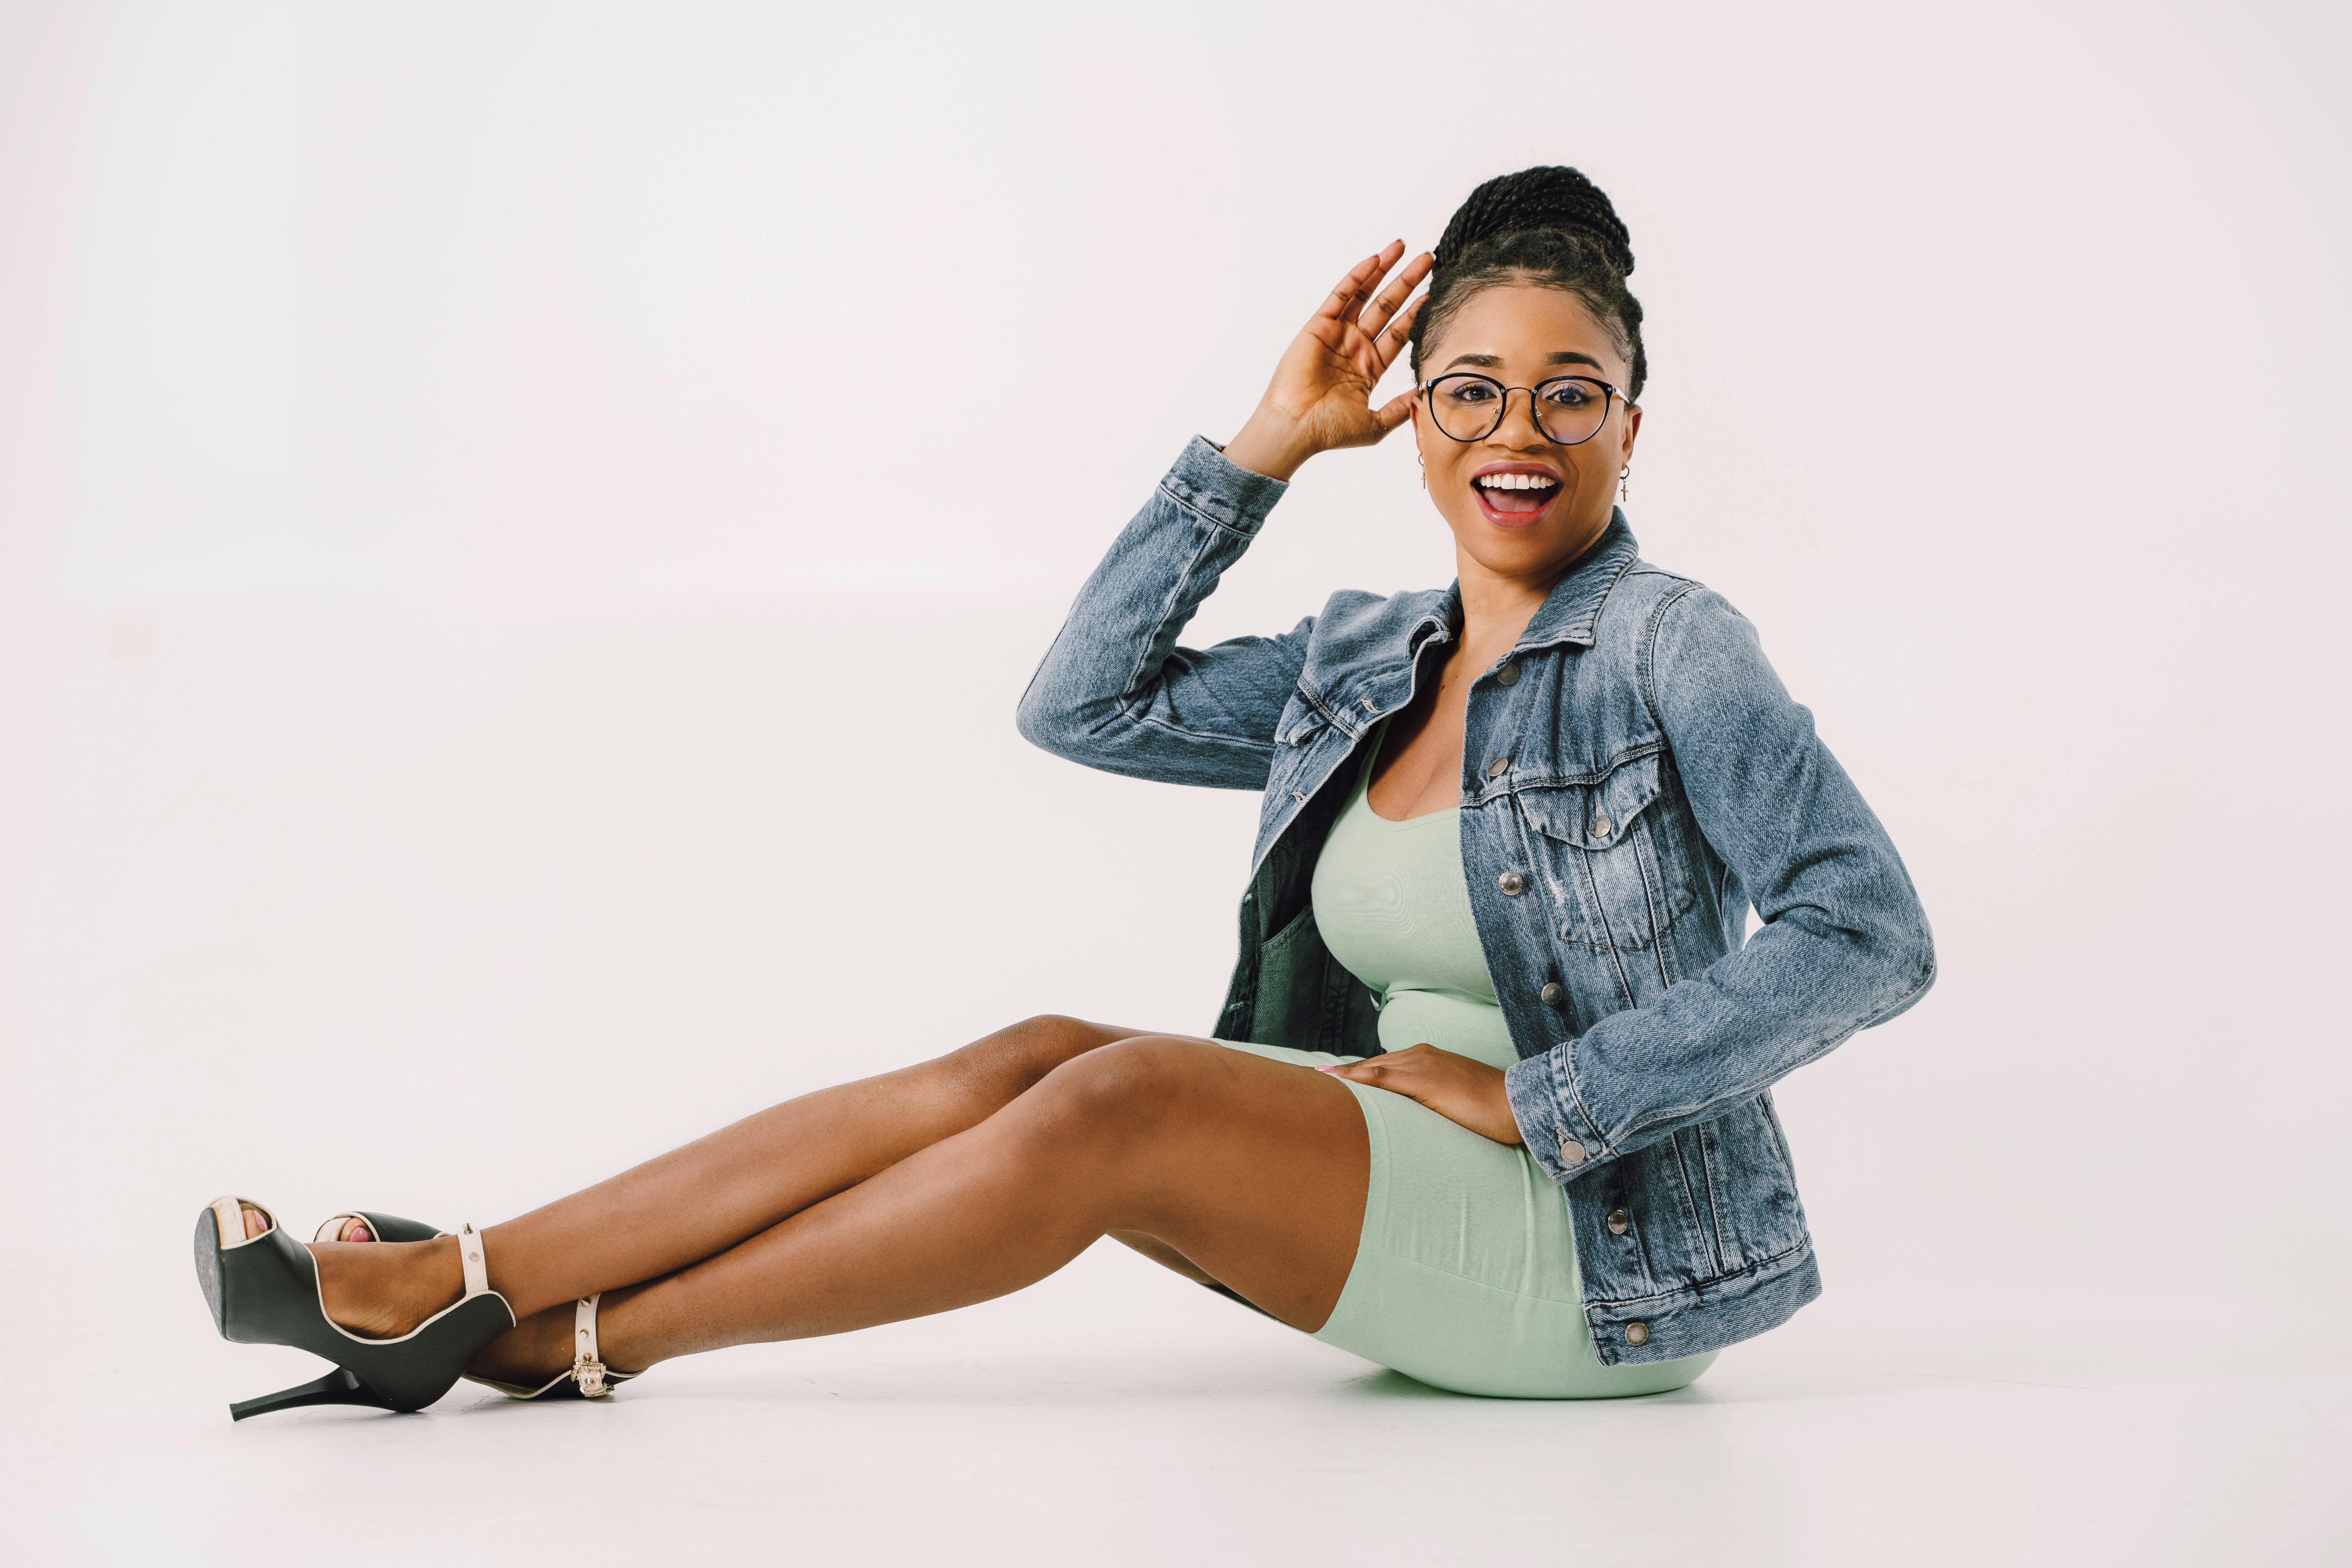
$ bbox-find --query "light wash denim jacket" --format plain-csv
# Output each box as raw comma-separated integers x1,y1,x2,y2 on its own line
1017,437,1936,1363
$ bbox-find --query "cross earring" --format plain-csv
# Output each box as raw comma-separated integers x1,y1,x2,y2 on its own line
1619,468,1630,504
1418,452,1426,491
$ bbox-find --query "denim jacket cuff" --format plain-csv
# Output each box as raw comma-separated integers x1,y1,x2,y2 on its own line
1159,436,1290,538
1505,1051,1611,1183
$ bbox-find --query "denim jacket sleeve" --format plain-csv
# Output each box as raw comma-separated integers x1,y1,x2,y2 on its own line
1016,437,1311,791
1504,582,1938,1180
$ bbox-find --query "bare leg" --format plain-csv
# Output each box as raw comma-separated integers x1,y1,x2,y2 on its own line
323,1037,1370,1381
301,1015,1144,1338
557,1037,1368,1375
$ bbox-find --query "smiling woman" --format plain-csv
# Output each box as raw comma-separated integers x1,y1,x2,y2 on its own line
193,166,1932,1417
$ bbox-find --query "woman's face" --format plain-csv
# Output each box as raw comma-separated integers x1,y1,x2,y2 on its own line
1410,283,1642,587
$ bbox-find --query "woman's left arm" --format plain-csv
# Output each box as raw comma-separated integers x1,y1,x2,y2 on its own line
1503,584,1938,1179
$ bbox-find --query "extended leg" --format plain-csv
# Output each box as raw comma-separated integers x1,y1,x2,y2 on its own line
499,1036,1369,1379
306,1015,1142,1337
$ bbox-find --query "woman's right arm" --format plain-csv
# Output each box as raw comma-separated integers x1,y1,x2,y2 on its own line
1014,439,1308,791
1015,242,1432,792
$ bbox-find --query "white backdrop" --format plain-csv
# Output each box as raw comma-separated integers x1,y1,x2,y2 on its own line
3,2,2347,1561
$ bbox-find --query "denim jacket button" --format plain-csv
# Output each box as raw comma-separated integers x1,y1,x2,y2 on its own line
1606,1208,1630,1234
1557,1134,1586,1165
1486,756,1510,778
1625,1321,1650,1346
1540,982,1566,1005
1495,662,1520,687
1498,871,1526,896
1592,812,1613,837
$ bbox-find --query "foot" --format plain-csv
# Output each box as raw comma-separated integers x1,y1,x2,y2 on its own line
229,1202,460,1340
465,1304,580,1388
323,1208,617,1386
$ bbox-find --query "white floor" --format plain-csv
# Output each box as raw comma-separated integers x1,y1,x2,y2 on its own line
7,1245,2344,1567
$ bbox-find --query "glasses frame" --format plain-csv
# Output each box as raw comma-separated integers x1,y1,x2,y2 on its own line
1417,372,1633,446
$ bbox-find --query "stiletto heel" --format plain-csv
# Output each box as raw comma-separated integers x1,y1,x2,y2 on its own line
194,1195,517,1420
229,1368,392,1421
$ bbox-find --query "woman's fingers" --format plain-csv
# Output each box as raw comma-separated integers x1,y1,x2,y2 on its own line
1313,241,1407,329
1373,388,1418,434
1354,252,1432,348
1370,291,1427,376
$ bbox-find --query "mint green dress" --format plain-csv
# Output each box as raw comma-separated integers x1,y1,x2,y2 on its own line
1214,728,1717,1398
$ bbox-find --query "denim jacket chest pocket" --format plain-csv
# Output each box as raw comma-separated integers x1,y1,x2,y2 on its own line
1515,747,1699,975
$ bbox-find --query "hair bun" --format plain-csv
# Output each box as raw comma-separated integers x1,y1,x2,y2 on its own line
1434,165,1634,275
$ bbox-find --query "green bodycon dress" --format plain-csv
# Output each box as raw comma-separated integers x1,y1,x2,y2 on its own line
1213,728,1718,1398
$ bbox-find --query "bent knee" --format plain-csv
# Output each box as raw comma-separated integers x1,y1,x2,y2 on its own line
1024,1036,1233,1139
945,1014,1133,1095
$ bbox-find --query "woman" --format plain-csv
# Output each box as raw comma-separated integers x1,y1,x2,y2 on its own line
195,166,1933,1417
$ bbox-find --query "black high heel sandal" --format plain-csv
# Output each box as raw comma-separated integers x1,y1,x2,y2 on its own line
194,1196,517,1421
320,1207,638,1401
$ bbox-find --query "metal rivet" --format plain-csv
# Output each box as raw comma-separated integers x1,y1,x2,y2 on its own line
1486,756,1510,778
1592,812,1613,837
1557,1135,1586,1165
1606,1208,1630,1235
1495,662,1520,687
1540,981,1566,1005
1624,1321,1650,1346
1498,870,1525,896
1290,790,1307,803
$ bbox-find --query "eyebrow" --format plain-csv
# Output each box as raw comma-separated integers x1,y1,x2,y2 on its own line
1440,350,1606,372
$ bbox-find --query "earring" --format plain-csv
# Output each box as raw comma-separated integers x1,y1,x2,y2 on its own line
1618,468,1630,504
1418,452,1426,491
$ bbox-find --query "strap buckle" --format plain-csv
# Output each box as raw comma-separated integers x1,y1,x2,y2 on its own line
570,1354,610,1398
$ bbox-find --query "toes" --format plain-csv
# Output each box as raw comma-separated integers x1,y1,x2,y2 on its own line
241,1203,268,1240
341,1219,375,1243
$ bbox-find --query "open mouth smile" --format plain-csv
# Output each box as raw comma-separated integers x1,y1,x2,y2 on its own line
1470,465,1563,528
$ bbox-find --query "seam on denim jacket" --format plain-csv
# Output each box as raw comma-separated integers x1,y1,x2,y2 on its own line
1155,472,1267,540
1131,711,1277,755
1584,1236,1812,1312
1110,504,1279,755
1636,577,1708,733
1552,1049,1612,1167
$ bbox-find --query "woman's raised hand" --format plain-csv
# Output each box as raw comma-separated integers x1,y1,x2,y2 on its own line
1222,241,1433,482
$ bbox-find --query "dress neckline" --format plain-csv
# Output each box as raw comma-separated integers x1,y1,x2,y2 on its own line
1354,720,1460,829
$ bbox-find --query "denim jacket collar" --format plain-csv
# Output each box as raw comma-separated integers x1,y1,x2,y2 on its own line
1424,510,1640,656
1509,509,1641,653
1307,512,1643,737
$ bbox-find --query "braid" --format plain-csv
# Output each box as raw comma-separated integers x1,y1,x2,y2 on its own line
1434,165,1633,274
1410,165,1648,399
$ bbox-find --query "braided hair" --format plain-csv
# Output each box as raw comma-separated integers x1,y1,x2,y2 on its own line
1408,166,1647,401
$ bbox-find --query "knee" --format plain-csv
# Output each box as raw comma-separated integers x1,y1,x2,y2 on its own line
943,1014,1127,1097
1022,1036,1225,1145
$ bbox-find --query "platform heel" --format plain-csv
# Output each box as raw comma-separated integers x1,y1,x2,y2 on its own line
194,1195,517,1421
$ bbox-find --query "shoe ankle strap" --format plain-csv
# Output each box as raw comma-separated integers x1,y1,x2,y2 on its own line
455,1223,489,1298
572,1294,610,1397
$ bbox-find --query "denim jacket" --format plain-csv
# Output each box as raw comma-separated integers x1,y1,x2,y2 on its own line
1017,437,1936,1364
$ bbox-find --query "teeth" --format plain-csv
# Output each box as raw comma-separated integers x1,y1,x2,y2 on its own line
1477,472,1558,491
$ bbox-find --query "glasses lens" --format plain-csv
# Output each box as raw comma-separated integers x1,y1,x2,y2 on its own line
1428,375,1505,441
1532,378,1612,445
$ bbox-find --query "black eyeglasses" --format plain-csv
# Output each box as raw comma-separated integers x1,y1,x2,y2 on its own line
1419,373,1632,446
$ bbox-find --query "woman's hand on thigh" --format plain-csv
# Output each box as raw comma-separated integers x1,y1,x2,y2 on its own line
1318,1044,1523,1145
